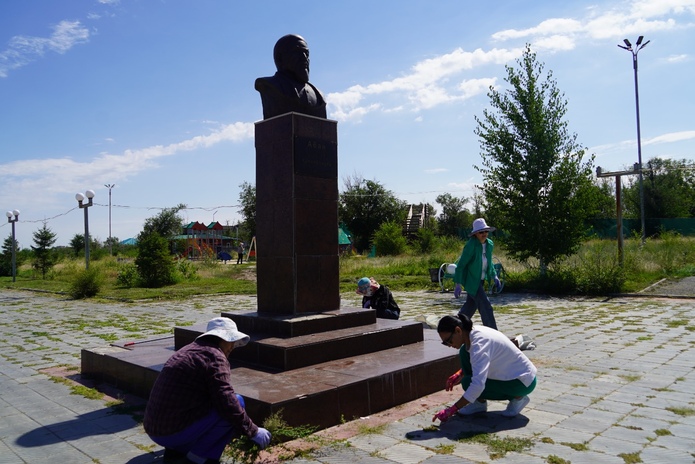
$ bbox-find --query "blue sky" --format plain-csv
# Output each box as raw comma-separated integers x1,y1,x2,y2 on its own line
1,0,694,248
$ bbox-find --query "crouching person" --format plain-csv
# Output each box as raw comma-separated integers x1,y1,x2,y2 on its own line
144,317,271,464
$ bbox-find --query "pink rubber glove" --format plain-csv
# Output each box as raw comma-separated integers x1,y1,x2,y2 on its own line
432,404,458,422
446,369,463,391
453,284,462,298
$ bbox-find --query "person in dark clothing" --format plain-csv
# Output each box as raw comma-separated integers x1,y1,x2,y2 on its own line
144,317,271,464
356,277,401,320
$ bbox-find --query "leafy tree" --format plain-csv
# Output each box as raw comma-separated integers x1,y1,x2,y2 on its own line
139,203,186,240
135,232,177,287
338,174,407,252
31,222,58,279
435,193,472,238
475,45,596,271
70,234,85,257
623,157,695,219
0,234,22,277
238,182,256,241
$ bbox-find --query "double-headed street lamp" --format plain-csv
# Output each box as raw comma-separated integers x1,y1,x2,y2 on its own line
76,190,95,269
618,35,650,245
104,184,115,255
5,209,19,282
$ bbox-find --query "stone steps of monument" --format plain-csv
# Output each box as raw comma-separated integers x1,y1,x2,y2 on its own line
174,317,424,371
81,329,457,429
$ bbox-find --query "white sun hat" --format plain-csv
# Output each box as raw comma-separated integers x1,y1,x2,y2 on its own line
196,317,250,347
469,218,496,237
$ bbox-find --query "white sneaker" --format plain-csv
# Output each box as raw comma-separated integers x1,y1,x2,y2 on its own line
502,396,530,417
456,400,487,416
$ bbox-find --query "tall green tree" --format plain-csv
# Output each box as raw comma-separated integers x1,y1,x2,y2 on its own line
237,181,256,241
31,222,58,279
435,193,472,238
623,157,695,219
475,45,596,270
139,203,186,240
0,234,22,276
338,174,407,252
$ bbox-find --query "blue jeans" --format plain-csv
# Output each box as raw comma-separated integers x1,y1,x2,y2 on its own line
458,281,498,330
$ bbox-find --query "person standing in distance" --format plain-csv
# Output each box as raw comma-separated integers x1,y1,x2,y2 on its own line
453,218,501,330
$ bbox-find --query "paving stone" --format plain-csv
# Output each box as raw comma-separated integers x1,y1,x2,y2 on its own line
2,289,695,463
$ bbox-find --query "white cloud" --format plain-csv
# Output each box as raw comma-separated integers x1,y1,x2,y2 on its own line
0,122,254,202
0,20,89,77
327,48,521,121
492,1,693,46
643,130,695,145
665,53,689,62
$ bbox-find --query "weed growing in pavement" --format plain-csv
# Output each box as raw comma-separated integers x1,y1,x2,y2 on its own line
665,406,695,417
432,444,455,454
356,423,388,435
546,455,571,464
618,451,643,463
457,432,534,459
49,375,104,400
654,428,672,436
561,441,589,451
222,409,318,464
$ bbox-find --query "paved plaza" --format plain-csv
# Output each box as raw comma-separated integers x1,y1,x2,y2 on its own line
0,285,694,463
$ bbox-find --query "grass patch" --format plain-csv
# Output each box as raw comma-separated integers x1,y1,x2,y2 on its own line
665,406,695,417
561,441,589,451
223,409,317,464
457,432,534,459
433,444,455,454
49,376,104,400
618,451,642,463
654,428,672,436
356,423,387,435
546,456,571,464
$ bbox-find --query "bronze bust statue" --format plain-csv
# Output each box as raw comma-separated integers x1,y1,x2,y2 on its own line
255,34,327,120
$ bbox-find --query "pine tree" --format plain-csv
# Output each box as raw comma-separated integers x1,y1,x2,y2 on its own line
31,222,58,279
0,234,21,277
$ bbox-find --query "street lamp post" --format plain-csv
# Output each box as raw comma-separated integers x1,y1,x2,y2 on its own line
76,190,95,269
618,35,650,245
104,184,115,255
5,209,19,282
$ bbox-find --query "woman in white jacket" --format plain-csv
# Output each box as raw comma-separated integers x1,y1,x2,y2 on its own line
432,314,537,422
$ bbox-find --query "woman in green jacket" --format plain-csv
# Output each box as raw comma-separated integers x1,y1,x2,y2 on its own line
453,218,501,330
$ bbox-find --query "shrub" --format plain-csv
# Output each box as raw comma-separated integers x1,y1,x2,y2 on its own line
135,233,177,288
576,241,625,294
176,258,199,280
373,221,408,256
415,228,436,253
69,267,103,299
116,263,139,288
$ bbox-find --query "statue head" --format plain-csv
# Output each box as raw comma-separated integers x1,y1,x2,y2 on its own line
273,34,310,83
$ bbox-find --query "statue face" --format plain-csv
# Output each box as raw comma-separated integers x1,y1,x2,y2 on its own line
280,38,310,83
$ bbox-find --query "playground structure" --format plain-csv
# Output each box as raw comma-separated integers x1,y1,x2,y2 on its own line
431,258,506,295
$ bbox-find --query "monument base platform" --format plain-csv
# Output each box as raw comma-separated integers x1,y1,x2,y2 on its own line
81,309,458,430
